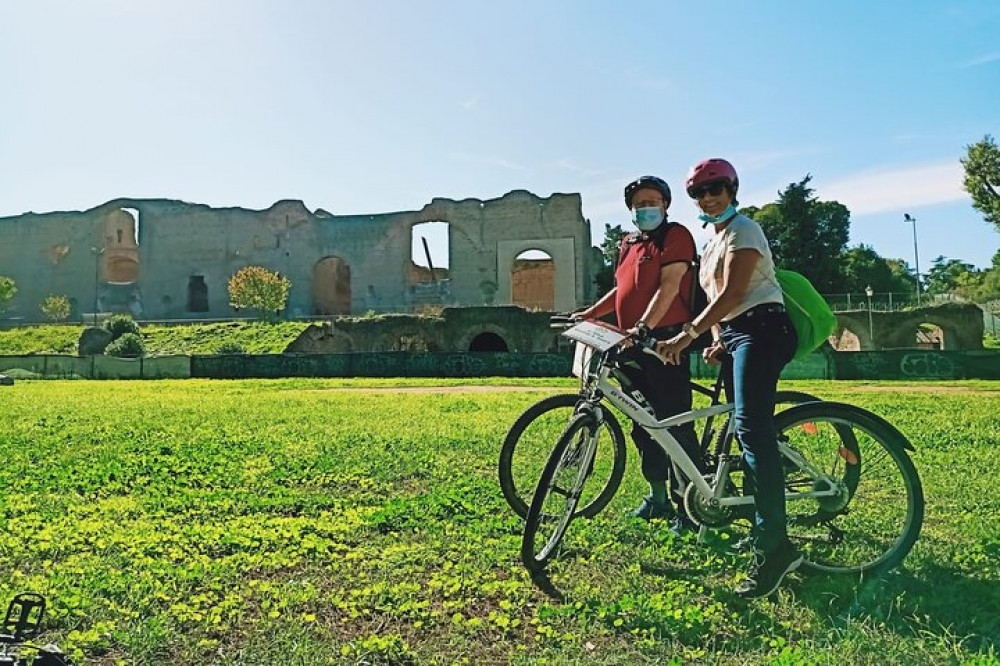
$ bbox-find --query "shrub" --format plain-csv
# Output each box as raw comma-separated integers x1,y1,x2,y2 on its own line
0,276,16,314
214,342,247,355
227,266,290,319
41,294,71,322
105,332,145,358
104,314,141,340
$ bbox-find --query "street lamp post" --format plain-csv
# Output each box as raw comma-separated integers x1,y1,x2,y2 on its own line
90,247,104,325
865,284,874,348
904,214,921,306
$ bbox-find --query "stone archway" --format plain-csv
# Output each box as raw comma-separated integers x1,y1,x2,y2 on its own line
469,331,509,351
312,257,351,315
834,303,983,350
496,238,577,312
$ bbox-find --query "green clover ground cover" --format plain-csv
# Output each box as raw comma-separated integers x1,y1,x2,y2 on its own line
0,379,997,665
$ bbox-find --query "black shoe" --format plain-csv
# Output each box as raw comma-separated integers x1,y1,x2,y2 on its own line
730,534,755,553
734,539,803,599
631,495,675,521
669,514,698,537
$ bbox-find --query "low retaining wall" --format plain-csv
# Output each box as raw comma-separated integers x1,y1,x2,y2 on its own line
189,352,573,378
832,350,1000,380
1,350,997,380
0,355,192,379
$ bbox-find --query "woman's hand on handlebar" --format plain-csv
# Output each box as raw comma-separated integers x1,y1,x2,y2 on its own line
703,340,726,366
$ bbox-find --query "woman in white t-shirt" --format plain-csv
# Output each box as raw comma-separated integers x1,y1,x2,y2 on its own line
655,158,799,599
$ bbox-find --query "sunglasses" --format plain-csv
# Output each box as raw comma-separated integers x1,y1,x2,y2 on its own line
688,181,728,199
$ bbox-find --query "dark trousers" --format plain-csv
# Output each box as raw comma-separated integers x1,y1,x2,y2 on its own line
618,331,702,511
719,306,797,553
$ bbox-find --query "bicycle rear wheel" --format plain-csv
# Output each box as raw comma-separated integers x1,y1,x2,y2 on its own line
499,394,626,520
521,412,603,572
775,402,924,575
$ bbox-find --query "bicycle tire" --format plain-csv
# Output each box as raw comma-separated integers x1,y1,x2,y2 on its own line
521,412,600,572
775,390,822,406
774,401,924,575
499,393,626,520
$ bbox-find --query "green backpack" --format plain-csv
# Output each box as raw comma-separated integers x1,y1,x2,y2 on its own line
774,269,837,359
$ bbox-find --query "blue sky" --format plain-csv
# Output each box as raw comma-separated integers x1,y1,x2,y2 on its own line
2,0,998,274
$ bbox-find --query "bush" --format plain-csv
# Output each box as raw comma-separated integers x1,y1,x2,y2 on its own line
227,266,290,319
214,342,247,355
41,294,71,322
105,332,145,358
104,314,141,340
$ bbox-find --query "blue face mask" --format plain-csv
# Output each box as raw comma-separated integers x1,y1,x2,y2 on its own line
698,204,737,225
633,207,664,231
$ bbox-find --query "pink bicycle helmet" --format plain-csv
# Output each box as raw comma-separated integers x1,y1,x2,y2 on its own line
685,159,739,199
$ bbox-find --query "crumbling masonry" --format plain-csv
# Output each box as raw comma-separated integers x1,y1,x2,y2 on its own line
0,191,597,322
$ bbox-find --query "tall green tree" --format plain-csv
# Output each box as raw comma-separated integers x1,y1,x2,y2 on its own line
885,258,919,294
925,256,978,296
593,223,628,294
0,276,16,314
744,176,851,292
961,135,1000,234
841,245,918,295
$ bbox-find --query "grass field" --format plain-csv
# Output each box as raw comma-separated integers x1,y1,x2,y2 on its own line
0,379,997,665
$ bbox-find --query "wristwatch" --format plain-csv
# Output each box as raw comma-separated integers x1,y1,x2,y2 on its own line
634,320,651,340
682,322,699,340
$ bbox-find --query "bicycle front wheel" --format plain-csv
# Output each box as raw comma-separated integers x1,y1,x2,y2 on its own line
499,394,626,520
521,412,604,572
776,401,924,575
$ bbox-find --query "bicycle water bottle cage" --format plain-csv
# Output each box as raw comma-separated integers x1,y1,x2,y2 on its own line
0,593,45,643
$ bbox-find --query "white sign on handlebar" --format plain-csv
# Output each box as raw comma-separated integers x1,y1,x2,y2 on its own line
561,320,628,352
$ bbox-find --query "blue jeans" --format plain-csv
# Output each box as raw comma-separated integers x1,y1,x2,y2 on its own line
719,305,797,553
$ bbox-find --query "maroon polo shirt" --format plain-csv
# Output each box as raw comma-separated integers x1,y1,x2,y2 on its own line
614,224,696,330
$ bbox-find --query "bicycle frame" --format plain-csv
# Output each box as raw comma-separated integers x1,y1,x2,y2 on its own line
575,339,842,510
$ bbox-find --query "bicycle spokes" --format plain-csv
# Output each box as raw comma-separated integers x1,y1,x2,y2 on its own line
779,408,921,574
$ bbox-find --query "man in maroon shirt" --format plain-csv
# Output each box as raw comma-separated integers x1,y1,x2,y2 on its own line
577,176,702,532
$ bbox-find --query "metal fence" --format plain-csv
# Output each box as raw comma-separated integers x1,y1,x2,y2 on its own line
821,291,971,313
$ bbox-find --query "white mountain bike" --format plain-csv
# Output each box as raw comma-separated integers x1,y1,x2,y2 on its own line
513,319,924,576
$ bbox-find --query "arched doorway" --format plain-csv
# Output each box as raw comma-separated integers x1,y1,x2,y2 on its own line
187,276,208,312
469,332,509,351
312,257,351,315
511,249,555,311
916,323,945,350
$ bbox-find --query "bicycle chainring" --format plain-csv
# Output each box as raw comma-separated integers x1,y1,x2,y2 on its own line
683,475,737,528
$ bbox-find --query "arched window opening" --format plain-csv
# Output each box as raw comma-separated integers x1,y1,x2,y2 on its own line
312,257,351,315
511,249,554,311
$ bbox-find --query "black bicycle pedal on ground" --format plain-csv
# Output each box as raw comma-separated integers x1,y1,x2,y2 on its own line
0,593,46,643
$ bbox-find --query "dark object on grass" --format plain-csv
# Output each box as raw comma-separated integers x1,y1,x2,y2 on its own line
0,374,11,386
77,327,114,356
0,593,74,665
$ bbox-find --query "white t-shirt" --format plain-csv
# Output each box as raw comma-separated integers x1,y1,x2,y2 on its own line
699,214,783,321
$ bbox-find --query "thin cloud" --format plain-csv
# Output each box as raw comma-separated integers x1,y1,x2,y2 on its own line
818,161,965,215
449,152,528,172
460,96,479,111
958,51,1000,68
555,158,608,178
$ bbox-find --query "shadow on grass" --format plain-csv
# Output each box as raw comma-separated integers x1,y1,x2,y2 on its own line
793,562,999,653
528,569,566,602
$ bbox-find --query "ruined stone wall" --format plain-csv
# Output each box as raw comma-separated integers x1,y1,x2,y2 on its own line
0,191,594,322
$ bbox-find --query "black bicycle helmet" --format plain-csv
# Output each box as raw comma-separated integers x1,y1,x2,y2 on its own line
624,175,672,210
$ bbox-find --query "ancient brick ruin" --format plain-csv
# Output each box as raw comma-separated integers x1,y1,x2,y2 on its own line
0,191,597,323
